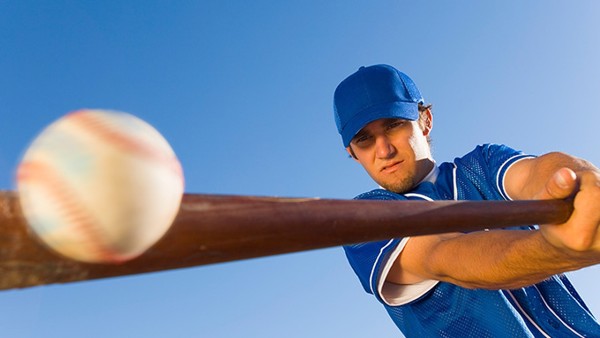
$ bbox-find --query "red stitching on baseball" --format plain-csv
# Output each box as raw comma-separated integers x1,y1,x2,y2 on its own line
68,110,184,184
17,161,127,263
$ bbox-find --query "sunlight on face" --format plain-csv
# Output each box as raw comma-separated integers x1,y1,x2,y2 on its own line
348,117,433,193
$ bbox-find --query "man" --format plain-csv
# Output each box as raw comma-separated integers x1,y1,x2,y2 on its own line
334,64,600,337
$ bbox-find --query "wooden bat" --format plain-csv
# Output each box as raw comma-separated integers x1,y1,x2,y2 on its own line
0,190,573,290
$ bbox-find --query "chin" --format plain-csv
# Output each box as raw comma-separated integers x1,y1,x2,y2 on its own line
379,177,416,194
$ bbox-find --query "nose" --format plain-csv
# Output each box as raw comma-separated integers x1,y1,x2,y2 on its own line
375,136,396,159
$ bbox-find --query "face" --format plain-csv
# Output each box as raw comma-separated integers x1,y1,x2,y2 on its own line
347,112,434,193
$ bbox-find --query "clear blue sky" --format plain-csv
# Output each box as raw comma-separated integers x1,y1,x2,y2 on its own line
1,1,600,337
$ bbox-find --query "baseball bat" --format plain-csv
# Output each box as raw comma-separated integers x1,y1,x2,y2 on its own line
0,190,573,290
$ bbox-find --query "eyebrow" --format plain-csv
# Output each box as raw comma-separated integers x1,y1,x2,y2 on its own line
383,117,406,124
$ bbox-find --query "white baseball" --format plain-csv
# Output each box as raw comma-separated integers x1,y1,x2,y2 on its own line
16,109,184,263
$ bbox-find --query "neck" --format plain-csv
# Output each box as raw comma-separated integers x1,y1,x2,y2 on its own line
415,158,436,184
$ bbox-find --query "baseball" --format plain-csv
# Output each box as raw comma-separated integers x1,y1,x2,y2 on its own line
16,109,184,263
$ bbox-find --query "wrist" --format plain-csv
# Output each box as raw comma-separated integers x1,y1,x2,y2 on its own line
538,227,600,270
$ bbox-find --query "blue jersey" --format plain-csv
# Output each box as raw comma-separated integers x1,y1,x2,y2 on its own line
344,144,600,337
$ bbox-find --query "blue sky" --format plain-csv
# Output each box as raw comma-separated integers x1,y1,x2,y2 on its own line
1,1,600,337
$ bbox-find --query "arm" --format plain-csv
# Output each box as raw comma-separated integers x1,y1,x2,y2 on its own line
387,152,600,290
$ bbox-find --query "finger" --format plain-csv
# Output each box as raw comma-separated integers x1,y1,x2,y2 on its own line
535,168,577,200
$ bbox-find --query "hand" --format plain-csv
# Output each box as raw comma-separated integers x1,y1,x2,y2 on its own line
537,168,600,255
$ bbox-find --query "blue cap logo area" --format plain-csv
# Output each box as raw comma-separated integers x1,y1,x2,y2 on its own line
333,64,424,147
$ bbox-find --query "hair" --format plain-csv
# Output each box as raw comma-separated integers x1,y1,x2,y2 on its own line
418,103,432,112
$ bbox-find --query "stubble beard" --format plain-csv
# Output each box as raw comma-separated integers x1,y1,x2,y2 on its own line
376,173,417,194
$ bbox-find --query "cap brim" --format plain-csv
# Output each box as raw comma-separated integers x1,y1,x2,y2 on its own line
341,101,419,147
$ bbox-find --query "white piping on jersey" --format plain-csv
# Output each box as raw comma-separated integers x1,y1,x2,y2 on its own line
404,194,435,201
532,283,585,337
369,239,397,296
496,155,536,201
505,290,552,338
452,163,458,200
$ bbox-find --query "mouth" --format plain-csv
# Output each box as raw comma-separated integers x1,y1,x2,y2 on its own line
381,160,403,173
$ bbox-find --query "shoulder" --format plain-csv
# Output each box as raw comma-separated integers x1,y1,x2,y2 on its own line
463,143,524,161
446,144,536,200
455,144,534,174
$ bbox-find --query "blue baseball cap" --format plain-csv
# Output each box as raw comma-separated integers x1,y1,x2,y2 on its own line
333,64,424,147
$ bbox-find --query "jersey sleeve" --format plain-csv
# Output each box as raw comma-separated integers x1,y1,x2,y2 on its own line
343,189,439,306
454,144,535,201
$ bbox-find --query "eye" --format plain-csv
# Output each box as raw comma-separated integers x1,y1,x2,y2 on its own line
352,133,372,146
386,120,405,130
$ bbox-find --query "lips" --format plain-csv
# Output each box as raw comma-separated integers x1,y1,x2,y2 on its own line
381,160,403,173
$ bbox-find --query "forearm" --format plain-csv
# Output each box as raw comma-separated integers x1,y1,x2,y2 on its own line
418,229,586,289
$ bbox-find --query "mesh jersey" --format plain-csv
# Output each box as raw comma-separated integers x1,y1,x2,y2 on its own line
344,144,600,337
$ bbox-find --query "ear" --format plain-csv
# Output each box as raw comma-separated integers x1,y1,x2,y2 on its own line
346,146,359,161
420,109,433,136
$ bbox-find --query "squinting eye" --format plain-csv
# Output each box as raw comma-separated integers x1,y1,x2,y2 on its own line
355,135,368,143
353,134,371,145
386,121,404,130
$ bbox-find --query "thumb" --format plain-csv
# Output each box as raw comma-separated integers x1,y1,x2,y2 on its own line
534,167,577,200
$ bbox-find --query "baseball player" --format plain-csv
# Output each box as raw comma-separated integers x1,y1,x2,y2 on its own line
334,64,600,337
